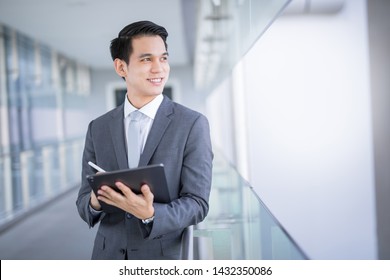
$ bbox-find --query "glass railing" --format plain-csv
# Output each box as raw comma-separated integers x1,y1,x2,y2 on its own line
0,138,84,228
194,150,308,260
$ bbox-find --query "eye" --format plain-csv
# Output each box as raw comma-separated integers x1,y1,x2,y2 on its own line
141,57,151,62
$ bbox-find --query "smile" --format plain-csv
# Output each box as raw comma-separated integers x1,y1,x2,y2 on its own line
148,78,163,84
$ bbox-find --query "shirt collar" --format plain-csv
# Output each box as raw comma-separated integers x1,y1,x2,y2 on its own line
124,94,164,120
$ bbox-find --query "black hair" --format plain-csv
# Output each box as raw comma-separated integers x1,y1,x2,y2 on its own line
110,20,168,64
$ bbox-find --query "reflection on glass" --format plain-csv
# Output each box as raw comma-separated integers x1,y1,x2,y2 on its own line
194,0,291,90
0,24,89,228
194,150,307,260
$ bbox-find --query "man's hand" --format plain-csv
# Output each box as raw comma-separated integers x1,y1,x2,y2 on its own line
97,183,154,220
90,190,102,211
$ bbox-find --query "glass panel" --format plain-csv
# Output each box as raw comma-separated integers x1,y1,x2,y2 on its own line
0,24,88,228
194,150,307,259
194,0,291,90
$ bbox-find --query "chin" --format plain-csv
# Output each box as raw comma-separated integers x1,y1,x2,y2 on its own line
146,92,162,98
150,88,165,95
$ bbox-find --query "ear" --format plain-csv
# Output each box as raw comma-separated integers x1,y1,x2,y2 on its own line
113,59,127,78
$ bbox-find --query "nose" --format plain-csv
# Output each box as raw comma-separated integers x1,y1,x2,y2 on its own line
151,59,163,73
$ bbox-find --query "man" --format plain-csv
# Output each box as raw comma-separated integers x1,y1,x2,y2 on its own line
76,21,213,260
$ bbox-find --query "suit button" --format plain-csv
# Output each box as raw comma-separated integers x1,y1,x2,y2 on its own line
126,213,132,219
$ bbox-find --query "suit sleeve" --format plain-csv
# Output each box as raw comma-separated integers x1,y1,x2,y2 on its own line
147,114,213,239
76,121,105,228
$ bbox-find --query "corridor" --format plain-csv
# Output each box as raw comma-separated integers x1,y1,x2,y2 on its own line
0,187,97,260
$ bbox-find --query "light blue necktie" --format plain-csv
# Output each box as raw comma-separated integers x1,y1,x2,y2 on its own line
127,111,142,168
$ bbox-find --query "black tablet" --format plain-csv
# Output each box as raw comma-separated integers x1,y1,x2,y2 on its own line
87,163,170,213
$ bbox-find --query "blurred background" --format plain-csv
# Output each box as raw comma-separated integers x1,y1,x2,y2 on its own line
0,0,389,260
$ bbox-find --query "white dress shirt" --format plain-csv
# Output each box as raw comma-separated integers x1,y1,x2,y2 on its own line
124,94,164,154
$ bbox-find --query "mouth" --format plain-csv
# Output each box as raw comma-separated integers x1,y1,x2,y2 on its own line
148,78,163,85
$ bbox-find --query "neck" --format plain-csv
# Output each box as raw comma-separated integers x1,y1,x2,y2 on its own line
127,93,159,109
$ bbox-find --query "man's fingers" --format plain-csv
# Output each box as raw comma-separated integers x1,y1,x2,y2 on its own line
141,184,154,200
115,181,135,197
98,185,121,200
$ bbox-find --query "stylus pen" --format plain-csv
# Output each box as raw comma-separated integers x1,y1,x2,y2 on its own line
88,161,106,173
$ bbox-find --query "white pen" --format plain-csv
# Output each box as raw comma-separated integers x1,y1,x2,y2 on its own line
88,161,106,173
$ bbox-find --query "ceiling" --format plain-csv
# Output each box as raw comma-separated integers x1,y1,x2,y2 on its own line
0,0,194,69
0,0,345,77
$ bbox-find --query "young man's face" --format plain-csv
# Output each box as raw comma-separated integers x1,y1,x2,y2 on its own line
124,35,170,104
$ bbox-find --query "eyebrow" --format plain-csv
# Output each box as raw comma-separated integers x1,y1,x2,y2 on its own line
138,52,169,59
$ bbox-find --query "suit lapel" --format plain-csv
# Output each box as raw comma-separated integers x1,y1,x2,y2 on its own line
109,104,128,170
139,97,173,166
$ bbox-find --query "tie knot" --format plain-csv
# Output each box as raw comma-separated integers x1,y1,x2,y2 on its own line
130,110,142,121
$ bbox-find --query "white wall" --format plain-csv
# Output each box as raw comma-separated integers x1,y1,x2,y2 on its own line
206,78,236,164
240,0,376,259
206,0,377,259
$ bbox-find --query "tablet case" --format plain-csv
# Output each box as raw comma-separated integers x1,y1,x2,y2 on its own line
87,163,170,213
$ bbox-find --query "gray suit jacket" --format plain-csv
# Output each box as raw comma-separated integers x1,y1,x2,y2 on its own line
76,96,213,259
